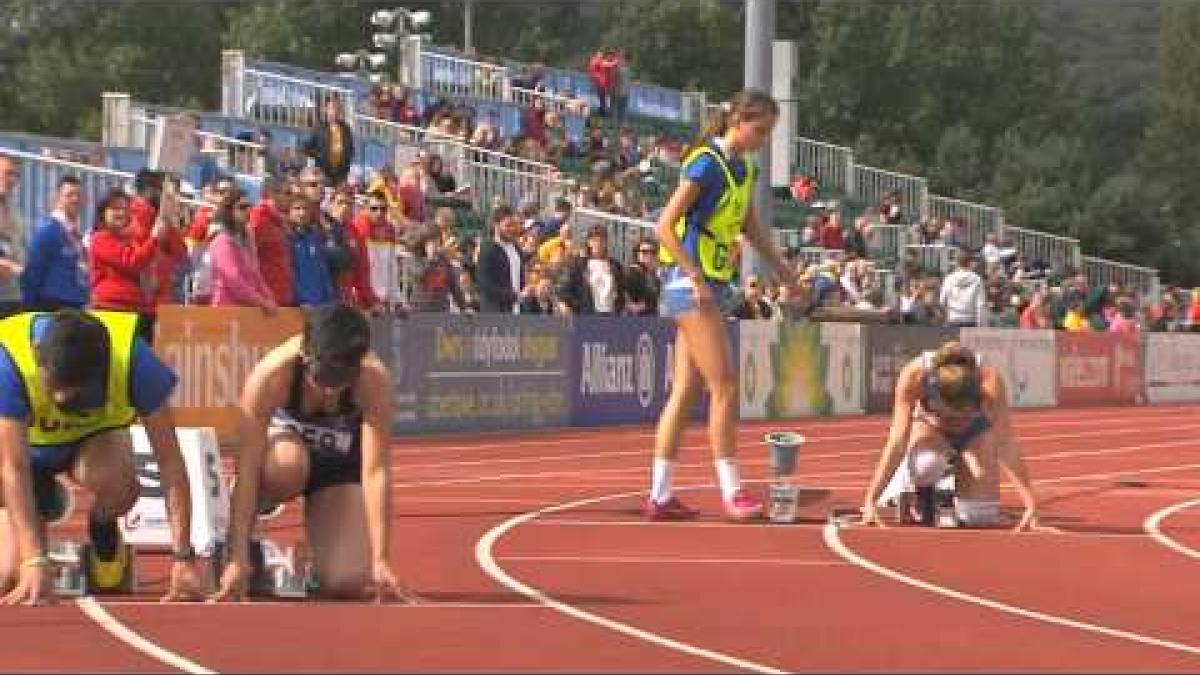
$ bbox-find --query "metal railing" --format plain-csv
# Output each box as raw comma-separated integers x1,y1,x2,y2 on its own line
852,164,928,225
510,85,585,117
905,244,956,277
794,137,855,195
1002,224,1081,270
242,68,356,129
420,50,509,101
1081,255,1160,302
0,147,132,234
129,113,267,179
866,223,909,269
464,161,575,215
570,208,655,266
927,194,1003,250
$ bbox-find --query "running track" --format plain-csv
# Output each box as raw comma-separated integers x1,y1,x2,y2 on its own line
8,404,1200,672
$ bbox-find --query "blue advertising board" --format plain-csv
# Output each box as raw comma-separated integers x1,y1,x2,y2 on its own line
390,314,570,434
568,316,739,426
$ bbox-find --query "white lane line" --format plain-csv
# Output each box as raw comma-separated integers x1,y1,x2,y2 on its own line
499,555,847,566
395,418,1200,474
822,522,1200,658
392,434,1200,490
76,597,217,674
1144,497,1200,560
475,487,787,674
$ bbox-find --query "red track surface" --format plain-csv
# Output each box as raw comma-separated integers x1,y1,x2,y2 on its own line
8,404,1200,672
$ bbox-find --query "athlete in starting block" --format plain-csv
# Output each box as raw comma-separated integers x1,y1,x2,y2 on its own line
860,341,1045,531
211,304,406,602
0,310,204,605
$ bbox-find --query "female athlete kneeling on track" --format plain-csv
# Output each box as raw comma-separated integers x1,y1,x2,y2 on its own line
212,304,407,601
649,89,800,521
860,341,1048,532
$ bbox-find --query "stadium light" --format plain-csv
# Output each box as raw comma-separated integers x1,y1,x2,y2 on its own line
373,33,399,49
366,52,388,69
334,53,361,70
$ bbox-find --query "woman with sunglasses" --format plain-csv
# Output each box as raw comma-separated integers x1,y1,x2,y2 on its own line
196,190,277,314
212,303,407,602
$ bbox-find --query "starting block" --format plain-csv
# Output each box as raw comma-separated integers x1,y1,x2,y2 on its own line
895,474,959,528
47,539,137,597
212,538,314,599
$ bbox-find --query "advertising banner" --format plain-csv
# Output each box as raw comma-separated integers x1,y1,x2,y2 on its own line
740,320,865,420
155,305,305,447
959,329,1057,408
1056,332,1143,406
392,314,570,434
1144,333,1200,403
863,325,960,413
568,317,738,426
120,425,228,555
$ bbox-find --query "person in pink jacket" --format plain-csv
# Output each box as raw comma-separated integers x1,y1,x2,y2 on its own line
198,192,278,314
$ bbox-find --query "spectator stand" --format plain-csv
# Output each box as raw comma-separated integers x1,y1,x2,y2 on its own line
1082,255,1161,305
1000,224,1082,276
927,194,1003,250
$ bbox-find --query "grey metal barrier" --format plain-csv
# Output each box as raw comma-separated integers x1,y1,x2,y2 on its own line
242,69,356,130
928,194,1003,250
852,163,928,225
0,147,132,234
905,244,956,277
793,136,855,195
1001,224,1081,271
1081,255,1161,303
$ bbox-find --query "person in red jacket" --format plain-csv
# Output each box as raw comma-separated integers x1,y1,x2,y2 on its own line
88,189,163,344
326,190,379,313
124,171,187,340
588,48,619,117
248,178,293,306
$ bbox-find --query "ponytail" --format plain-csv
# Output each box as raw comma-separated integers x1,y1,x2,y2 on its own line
682,88,779,162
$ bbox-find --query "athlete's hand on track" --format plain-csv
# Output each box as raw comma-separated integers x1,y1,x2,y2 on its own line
208,559,247,602
859,504,888,528
1,562,53,606
162,560,204,602
370,560,417,604
1012,509,1059,534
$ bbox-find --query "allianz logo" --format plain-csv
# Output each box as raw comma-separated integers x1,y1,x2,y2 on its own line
579,333,657,408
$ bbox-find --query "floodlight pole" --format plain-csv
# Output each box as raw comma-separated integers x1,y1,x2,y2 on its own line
743,0,775,279
464,0,475,54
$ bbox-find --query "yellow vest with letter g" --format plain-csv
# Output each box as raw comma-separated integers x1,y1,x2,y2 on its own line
659,145,756,282
0,311,138,446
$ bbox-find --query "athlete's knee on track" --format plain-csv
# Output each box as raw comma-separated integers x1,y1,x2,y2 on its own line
907,447,949,488
316,568,370,600
261,433,310,500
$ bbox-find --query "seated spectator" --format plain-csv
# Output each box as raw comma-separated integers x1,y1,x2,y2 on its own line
1061,289,1091,331
558,224,626,316
624,239,660,316
880,191,903,225
734,275,773,320
1108,295,1142,334
410,229,466,313
518,263,557,315
981,232,1001,267
790,174,818,204
819,211,844,250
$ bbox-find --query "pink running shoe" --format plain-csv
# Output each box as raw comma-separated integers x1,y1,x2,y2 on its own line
644,496,701,521
723,489,765,521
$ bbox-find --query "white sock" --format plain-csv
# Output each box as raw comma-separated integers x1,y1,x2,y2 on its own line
714,458,741,502
650,458,675,504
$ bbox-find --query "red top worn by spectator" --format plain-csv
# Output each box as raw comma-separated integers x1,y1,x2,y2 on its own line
588,51,617,95
337,216,379,311
187,206,213,244
128,196,188,310
819,217,844,250
248,197,293,306
89,223,160,313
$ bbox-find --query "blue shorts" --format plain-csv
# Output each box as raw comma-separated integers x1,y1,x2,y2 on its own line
30,441,85,477
659,276,736,318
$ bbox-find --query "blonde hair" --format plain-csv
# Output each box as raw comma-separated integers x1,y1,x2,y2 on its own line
683,88,779,160
931,341,980,410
